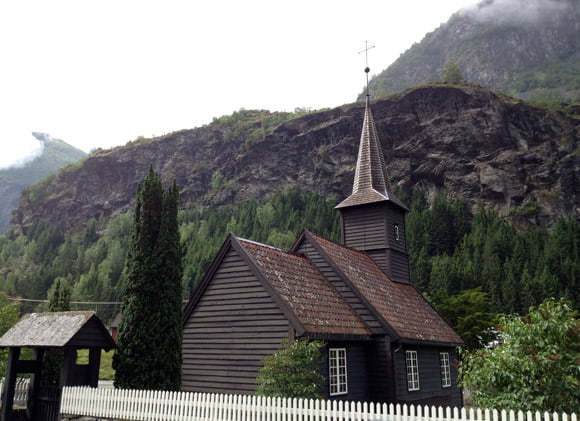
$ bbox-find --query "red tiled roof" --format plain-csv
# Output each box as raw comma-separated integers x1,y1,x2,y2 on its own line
238,238,371,336
310,234,463,345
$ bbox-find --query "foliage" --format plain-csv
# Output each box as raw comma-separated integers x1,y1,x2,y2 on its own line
42,279,71,386
434,288,497,350
405,190,580,315
256,339,325,399
440,62,464,84
459,299,580,413
0,293,20,375
113,165,183,391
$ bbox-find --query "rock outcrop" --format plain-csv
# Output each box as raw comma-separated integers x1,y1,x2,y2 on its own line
10,85,580,235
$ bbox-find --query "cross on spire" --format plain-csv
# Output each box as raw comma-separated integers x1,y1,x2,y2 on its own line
358,40,375,105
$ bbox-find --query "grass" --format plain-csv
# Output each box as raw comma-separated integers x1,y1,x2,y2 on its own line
76,349,115,381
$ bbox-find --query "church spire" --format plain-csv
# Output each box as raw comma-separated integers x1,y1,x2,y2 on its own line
335,53,407,211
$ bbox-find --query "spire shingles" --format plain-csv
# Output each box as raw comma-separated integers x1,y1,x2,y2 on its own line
336,104,407,210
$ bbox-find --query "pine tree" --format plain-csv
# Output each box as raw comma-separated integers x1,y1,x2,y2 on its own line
113,166,183,391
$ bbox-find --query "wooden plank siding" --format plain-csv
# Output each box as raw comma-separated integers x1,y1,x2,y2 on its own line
393,346,462,408
182,246,290,395
385,204,407,253
386,249,410,284
319,341,371,402
340,203,410,284
342,206,387,251
68,317,116,350
296,239,384,333
368,335,396,403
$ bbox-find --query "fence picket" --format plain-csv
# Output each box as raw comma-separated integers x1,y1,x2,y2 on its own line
58,387,578,421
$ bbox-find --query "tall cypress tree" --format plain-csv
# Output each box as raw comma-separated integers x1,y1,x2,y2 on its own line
113,165,183,390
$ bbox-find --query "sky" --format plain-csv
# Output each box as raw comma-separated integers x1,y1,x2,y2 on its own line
0,0,478,169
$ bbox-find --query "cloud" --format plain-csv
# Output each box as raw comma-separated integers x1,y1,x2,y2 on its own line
460,0,570,25
0,130,44,170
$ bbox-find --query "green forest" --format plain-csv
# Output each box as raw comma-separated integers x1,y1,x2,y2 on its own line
0,187,578,333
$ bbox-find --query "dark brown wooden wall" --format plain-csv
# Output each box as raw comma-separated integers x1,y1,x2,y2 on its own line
182,246,290,394
68,318,114,349
318,341,371,402
386,249,410,283
393,345,463,408
341,203,410,283
342,205,387,251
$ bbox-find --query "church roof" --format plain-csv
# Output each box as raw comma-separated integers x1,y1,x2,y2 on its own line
336,105,407,211
238,237,371,337
306,233,463,345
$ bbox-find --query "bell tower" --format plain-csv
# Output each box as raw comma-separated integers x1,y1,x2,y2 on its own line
335,54,410,283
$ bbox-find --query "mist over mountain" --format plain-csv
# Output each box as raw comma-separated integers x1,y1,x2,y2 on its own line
362,0,580,102
0,134,86,233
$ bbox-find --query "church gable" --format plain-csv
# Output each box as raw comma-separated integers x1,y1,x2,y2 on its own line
182,243,290,394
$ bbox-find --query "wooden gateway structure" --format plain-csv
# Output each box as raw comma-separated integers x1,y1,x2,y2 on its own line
182,94,464,406
0,311,116,421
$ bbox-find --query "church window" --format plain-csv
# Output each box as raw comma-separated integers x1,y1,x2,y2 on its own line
394,224,400,241
440,352,451,387
329,348,348,395
406,350,420,391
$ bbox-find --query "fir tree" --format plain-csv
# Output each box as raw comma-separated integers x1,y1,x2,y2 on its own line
113,166,183,391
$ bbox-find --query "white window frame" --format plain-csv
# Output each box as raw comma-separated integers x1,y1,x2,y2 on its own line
405,350,420,391
394,224,400,241
329,348,348,396
440,352,451,388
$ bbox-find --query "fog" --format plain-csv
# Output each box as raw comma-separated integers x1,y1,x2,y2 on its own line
0,132,43,170
460,0,571,25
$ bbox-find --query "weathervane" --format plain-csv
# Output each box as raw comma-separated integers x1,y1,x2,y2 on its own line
358,40,375,105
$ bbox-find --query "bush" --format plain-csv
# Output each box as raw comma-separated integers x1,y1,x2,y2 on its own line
256,339,325,399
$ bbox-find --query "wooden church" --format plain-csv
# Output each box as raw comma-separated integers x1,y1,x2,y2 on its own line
182,82,464,406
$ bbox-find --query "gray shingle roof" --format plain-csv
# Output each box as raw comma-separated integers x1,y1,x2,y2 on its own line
336,106,407,211
0,311,115,349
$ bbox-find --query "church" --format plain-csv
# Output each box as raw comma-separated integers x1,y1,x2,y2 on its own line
181,76,464,406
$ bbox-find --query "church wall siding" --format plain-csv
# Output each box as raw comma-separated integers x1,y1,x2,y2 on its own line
385,205,407,253
387,250,410,283
319,341,371,402
182,247,290,394
393,345,463,408
342,207,387,250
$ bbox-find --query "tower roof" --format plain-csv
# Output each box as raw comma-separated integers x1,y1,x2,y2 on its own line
335,103,407,210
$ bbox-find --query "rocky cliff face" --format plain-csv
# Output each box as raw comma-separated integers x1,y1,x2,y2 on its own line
365,0,580,101
10,85,580,235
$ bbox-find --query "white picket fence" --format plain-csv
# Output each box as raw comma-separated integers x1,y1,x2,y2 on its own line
0,377,30,407
60,386,578,421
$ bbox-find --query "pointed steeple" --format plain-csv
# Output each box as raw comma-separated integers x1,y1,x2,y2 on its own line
335,89,407,211
335,54,410,284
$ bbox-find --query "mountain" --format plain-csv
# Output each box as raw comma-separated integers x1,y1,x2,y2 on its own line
0,133,86,233
8,85,579,237
363,0,580,102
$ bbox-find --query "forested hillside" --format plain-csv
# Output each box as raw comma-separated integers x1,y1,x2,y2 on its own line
0,188,577,327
